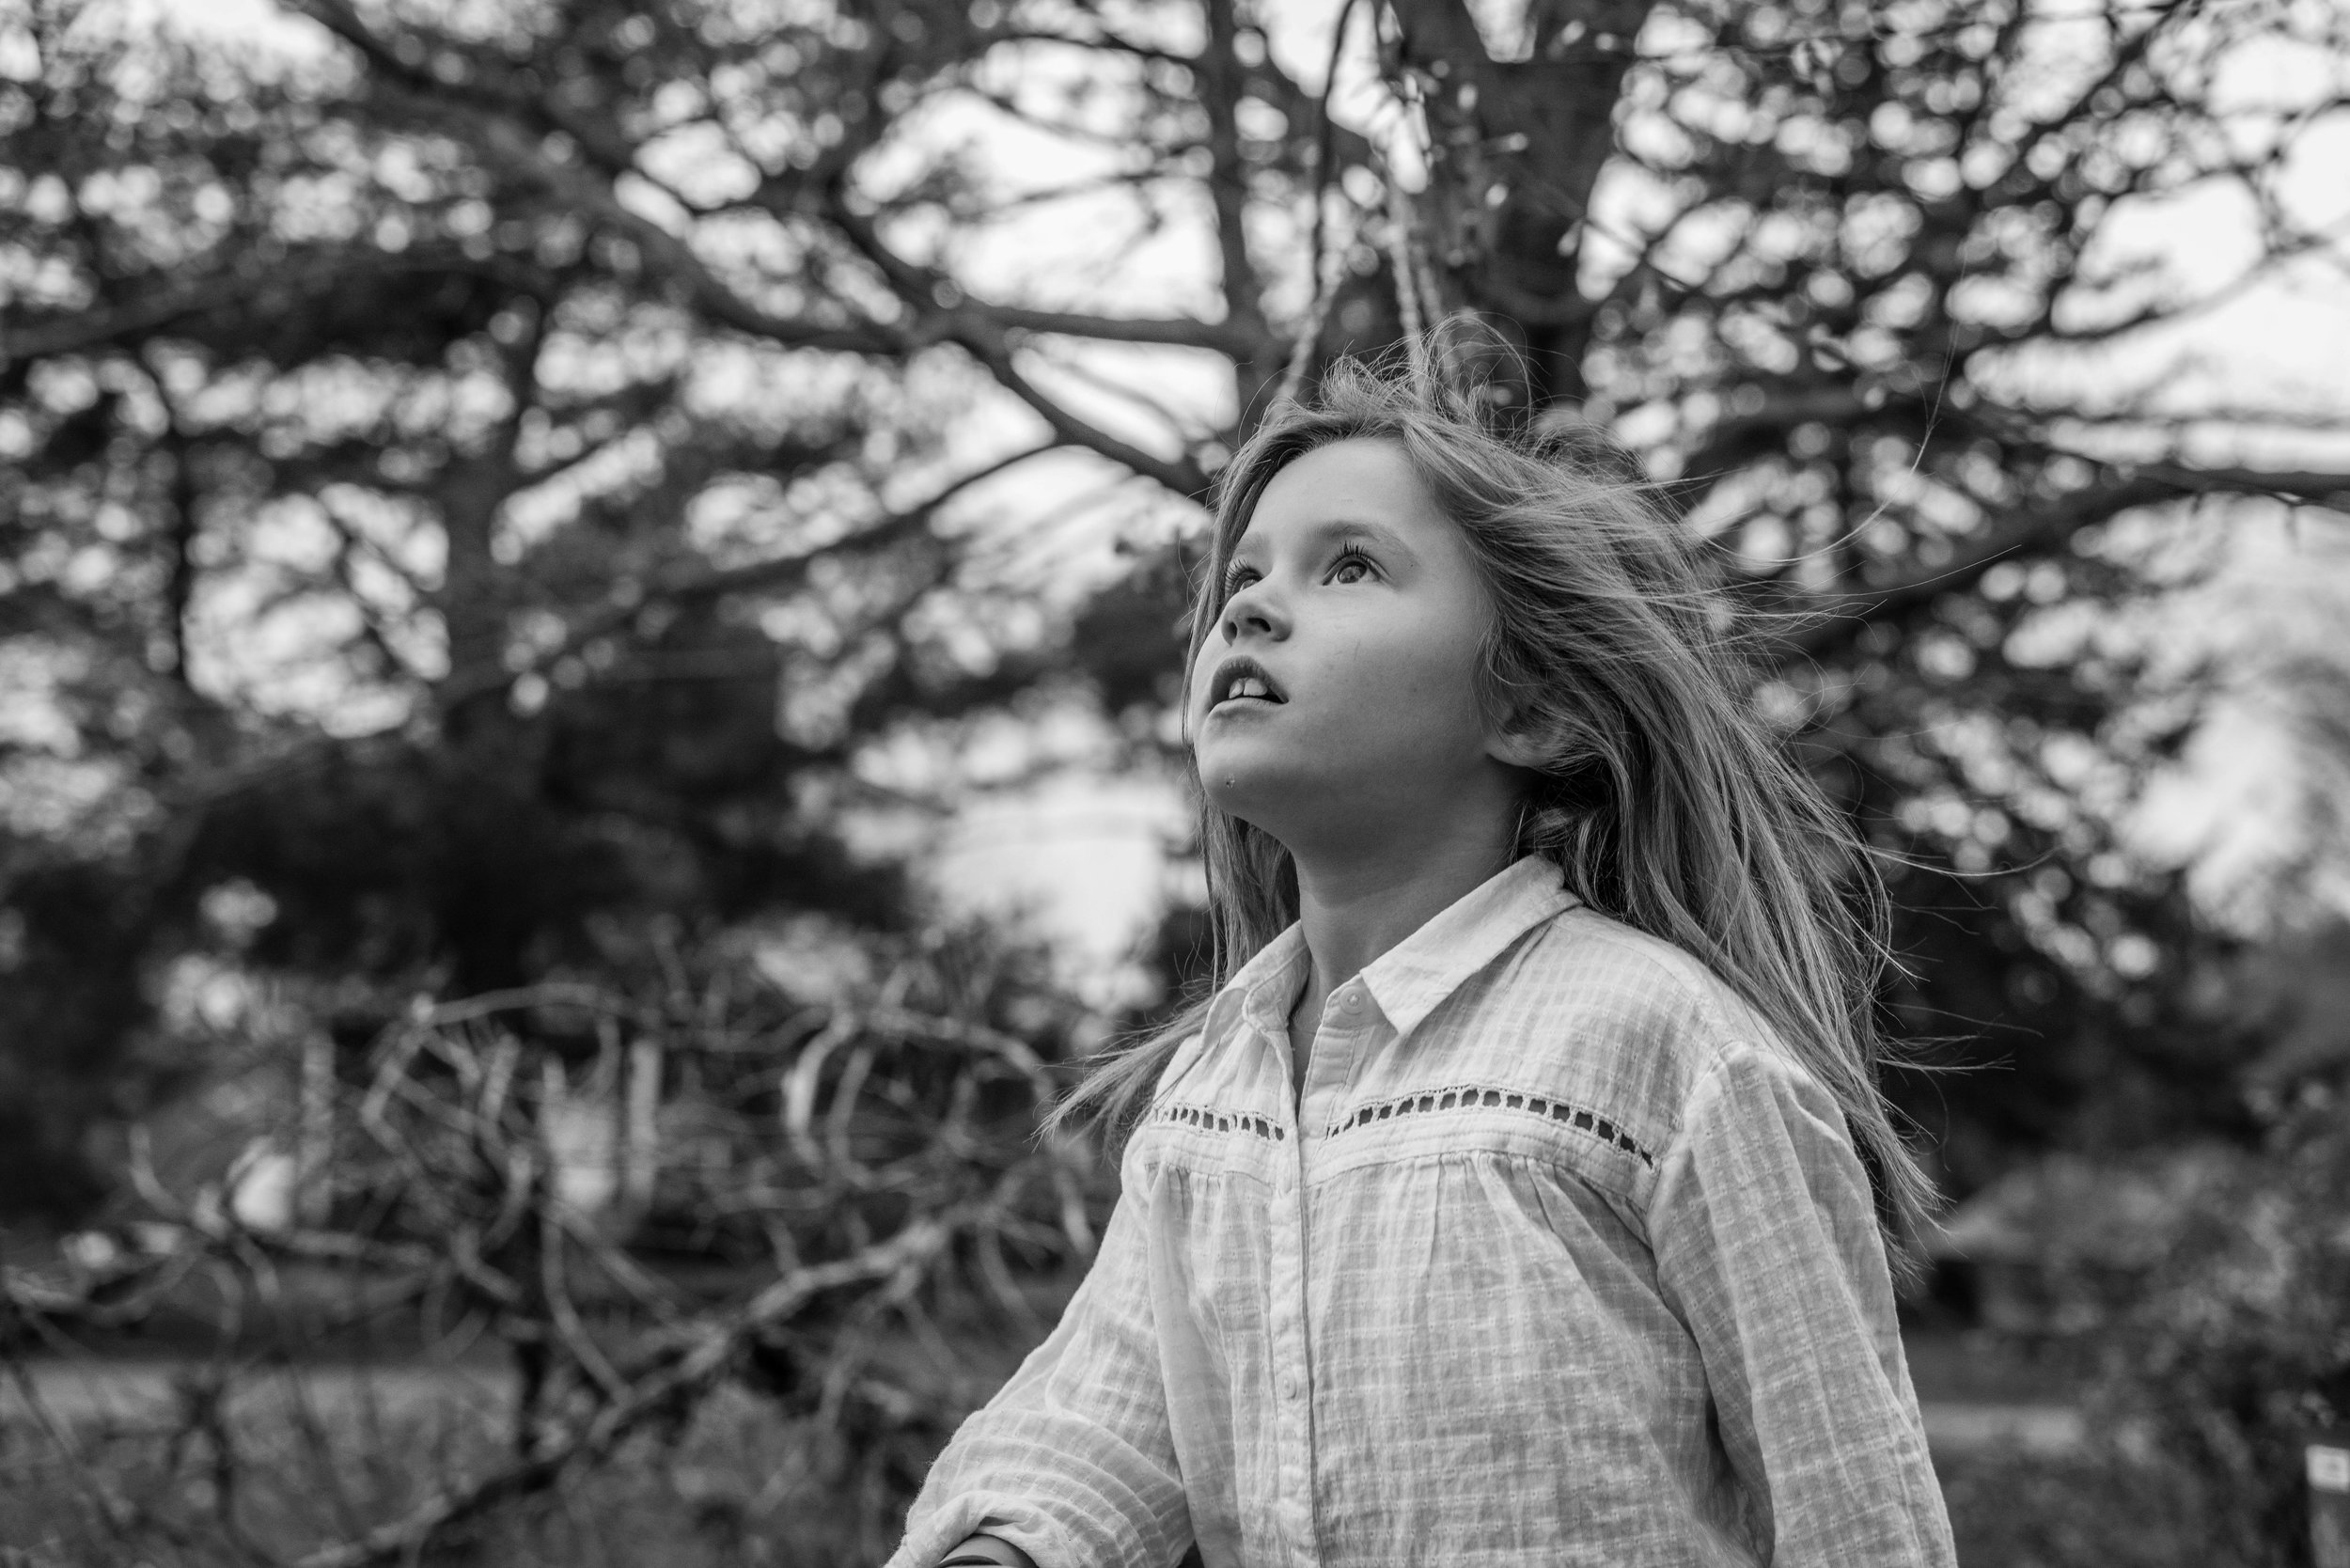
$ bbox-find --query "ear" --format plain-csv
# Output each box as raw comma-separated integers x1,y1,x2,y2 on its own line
1482,708,1551,772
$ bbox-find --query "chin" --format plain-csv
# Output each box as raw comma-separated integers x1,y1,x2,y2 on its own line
1196,758,1324,845
1195,750,1275,808
1196,765,1268,820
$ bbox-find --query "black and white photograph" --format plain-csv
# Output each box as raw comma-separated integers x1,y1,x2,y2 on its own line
3,0,2348,1562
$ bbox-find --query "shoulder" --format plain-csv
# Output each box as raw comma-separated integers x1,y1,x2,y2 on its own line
1510,908,1766,1062
1153,1028,1214,1094
1492,906,1812,1132
1122,1028,1229,1166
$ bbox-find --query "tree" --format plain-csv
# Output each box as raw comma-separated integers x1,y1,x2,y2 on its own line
6,0,2348,1215
0,2,1026,1210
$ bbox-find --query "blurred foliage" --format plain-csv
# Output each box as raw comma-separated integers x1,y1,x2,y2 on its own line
1919,1066,2350,1567
2104,1080,2350,1565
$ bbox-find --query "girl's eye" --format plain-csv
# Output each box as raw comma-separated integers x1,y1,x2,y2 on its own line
1329,551,1374,585
1221,563,1260,596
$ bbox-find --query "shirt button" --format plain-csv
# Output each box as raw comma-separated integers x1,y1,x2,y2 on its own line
1278,1372,1299,1399
1341,991,1363,1011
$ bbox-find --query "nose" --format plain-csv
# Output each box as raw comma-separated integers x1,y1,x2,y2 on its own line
1220,579,1285,642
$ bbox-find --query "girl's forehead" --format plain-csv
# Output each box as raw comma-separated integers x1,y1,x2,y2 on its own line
1235,438,1445,546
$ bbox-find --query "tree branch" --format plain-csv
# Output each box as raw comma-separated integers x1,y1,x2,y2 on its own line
1778,470,2196,657
289,1204,976,1568
957,302,1263,357
431,442,1064,713
963,336,1212,497
0,248,541,363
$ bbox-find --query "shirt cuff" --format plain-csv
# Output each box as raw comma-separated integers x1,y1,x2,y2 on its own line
885,1492,1076,1568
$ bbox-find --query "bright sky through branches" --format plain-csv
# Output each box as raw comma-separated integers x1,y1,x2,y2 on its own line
138,0,2350,974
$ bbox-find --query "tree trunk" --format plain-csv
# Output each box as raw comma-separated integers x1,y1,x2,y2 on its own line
1388,0,1655,408
1201,0,1281,429
430,447,542,994
162,421,199,685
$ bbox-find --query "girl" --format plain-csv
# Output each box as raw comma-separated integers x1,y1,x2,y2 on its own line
890,339,1956,1568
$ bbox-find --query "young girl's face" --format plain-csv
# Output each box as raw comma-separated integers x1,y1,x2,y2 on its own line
1189,438,1527,855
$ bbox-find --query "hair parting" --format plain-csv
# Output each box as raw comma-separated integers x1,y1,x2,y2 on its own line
1052,326,1939,1279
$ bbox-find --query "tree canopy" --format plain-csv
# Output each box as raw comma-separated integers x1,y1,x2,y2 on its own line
4,0,2348,1215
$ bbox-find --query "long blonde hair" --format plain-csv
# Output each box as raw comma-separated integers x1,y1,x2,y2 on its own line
1060,338,1936,1276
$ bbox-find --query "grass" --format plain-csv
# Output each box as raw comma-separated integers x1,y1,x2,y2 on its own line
0,1354,2283,1568
0,1358,921,1567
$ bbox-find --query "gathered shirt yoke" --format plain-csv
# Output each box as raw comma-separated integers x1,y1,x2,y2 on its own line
887,855,1957,1568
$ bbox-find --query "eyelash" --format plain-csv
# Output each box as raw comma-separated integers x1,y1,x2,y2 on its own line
1222,548,1375,597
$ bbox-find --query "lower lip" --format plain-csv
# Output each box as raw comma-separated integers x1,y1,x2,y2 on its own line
1209,697,1282,716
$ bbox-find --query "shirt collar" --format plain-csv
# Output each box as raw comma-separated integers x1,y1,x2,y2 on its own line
1356,856,1579,1039
1203,855,1579,1047
1204,923,1311,1049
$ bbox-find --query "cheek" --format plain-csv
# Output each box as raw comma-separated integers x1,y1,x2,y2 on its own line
1183,642,1217,716
1329,616,1491,743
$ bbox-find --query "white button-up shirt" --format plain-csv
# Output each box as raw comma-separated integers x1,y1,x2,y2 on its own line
889,856,1956,1567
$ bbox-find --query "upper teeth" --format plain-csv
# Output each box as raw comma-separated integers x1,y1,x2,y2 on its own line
1229,676,1271,700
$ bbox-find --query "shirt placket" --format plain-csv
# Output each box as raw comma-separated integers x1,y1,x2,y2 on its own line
1267,979,1378,1568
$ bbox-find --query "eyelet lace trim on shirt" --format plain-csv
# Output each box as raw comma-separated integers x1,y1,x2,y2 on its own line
1157,1101,1286,1141
1329,1085,1654,1167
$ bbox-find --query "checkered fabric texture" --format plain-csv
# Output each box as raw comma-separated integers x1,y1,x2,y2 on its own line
887,857,1956,1568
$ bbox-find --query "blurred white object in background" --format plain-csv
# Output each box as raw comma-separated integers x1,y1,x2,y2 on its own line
933,771,1190,1010
227,1140,298,1231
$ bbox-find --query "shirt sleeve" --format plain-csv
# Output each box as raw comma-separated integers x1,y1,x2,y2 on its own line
885,1151,1189,1568
1647,1042,1957,1568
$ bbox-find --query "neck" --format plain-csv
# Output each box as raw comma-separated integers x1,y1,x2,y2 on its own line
1287,809,1520,998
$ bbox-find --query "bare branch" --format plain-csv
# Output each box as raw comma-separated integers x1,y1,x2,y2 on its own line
955,302,1264,357
287,1209,970,1568
0,247,541,362
428,441,1064,716
964,336,1212,497
1779,470,2193,656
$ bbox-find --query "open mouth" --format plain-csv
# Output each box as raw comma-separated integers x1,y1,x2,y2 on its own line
1208,655,1287,710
